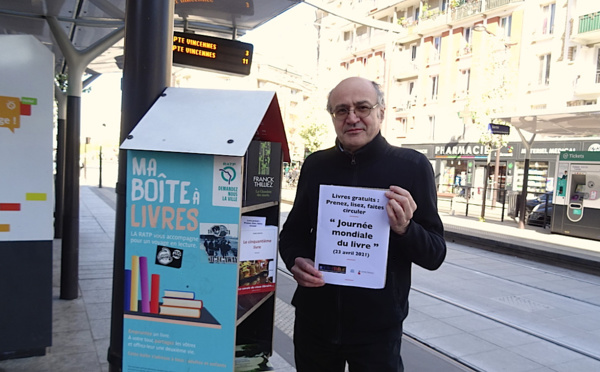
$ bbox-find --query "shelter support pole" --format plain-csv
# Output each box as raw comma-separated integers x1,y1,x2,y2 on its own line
107,1,173,370
516,125,536,229
54,87,67,239
46,17,125,300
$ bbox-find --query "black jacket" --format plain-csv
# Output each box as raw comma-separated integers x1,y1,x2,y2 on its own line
279,133,446,344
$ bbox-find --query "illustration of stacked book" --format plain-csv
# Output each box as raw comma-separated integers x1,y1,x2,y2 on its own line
124,255,219,326
159,290,203,318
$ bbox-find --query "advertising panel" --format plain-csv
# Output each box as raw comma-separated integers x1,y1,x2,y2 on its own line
0,36,53,241
122,150,243,371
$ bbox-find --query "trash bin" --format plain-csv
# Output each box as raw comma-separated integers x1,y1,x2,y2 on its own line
507,191,521,218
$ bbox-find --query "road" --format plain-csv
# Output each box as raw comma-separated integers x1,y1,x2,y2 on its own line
276,203,600,371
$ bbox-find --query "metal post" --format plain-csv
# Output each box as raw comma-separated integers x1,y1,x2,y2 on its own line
519,158,531,229
492,146,501,206
480,151,491,221
46,16,124,300
99,145,103,188
515,125,536,229
107,0,173,370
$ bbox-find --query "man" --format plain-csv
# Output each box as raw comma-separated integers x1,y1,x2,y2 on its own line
279,77,446,371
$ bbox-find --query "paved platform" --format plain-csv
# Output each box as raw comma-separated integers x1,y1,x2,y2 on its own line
1,185,598,372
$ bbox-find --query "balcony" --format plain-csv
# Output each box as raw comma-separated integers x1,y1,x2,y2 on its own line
451,0,483,22
394,61,419,80
574,74,600,99
572,11,600,44
394,96,417,112
456,44,472,58
485,0,523,11
419,9,451,33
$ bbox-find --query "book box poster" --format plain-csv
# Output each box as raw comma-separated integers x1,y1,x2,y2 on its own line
123,150,242,371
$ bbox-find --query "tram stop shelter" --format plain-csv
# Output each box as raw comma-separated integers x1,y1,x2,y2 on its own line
0,0,301,363
497,105,600,229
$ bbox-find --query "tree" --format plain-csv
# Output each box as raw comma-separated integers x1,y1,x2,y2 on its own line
466,32,517,219
299,121,328,156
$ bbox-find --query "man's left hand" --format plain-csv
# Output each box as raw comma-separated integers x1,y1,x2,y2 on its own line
385,185,417,235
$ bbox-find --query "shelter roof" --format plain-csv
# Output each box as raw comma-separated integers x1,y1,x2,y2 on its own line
0,0,300,76
496,106,600,137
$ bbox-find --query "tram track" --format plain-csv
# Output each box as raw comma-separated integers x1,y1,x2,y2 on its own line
410,285,600,363
410,244,600,364
446,246,600,307
276,242,600,369
275,267,478,371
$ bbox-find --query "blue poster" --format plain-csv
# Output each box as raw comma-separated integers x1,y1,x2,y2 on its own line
122,150,242,371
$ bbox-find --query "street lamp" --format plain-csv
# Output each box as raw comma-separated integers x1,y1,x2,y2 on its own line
472,23,517,221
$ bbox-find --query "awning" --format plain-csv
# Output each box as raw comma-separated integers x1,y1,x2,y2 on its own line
496,106,600,137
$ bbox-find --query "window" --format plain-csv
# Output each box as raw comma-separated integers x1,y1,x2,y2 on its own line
356,25,368,39
343,31,352,42
441,0,449,12
429,116,436,141
432,36,442,61
407,81,416,107
499,15,512,38
431,75,439,100
461,27,473,55
397,117,408,136
596,49,600,84
568,46,577,62
541,3,556,35
538,54,551,85
463,26,473,45
459,69,470,96
411,45,418,61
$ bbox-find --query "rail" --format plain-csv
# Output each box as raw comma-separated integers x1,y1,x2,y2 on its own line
437,184,554,225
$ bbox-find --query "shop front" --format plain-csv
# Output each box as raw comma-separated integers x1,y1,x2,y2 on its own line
402,139,600,201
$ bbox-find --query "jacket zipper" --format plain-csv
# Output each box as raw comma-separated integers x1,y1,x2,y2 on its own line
335,286,342,344
335,152,358,344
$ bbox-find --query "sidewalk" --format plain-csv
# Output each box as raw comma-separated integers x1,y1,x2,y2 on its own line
1,185,598,372
0,186,295,372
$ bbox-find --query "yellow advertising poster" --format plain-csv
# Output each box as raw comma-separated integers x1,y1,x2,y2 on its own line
0,96,21,133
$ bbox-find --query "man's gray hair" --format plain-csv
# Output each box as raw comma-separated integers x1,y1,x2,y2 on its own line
326,80,385,113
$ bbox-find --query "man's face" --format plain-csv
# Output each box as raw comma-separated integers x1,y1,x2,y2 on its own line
329,77,384,153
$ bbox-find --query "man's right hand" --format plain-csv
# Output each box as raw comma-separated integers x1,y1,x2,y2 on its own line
290,257,325,287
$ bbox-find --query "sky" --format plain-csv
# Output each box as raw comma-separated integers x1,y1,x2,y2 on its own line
81,3,317,147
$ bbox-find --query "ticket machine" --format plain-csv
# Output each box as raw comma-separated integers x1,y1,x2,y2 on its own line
552,151,600,241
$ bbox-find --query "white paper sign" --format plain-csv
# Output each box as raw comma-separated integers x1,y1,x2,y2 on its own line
314,185,390,289
241,216,266,228
239,225,278,261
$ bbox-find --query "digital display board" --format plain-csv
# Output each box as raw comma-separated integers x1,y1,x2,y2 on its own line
173,32,253,76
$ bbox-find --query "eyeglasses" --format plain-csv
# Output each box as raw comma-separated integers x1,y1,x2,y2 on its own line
331,104,379,120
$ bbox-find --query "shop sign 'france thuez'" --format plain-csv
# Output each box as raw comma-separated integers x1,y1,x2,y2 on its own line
173,31,253,76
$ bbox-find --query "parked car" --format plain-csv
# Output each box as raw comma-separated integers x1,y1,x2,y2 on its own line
526,192,553,214
527,202,553,227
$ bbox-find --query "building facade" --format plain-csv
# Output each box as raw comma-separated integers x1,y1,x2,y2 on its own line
315,0,600,198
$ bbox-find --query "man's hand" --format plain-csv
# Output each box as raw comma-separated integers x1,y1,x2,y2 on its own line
290,257,325,287
385,185,417,235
